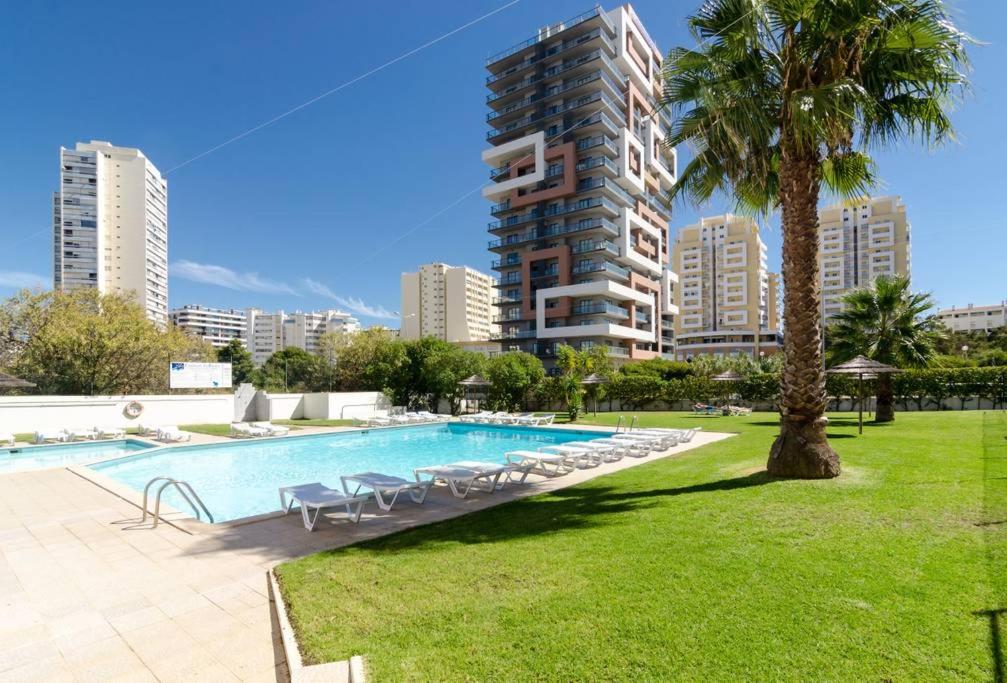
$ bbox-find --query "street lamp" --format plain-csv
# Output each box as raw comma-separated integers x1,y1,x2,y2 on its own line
962,344,969,358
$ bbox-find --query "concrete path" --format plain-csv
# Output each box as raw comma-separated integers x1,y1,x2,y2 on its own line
0,427,731,681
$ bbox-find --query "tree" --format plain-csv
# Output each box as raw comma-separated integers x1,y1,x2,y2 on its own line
828,275,943,422
217,339,255,385
555,345,613,421
484,352,545,412
316,328,407,393
0,288,214,394
620,357,692,381
663,0,971,477
257,347,323,392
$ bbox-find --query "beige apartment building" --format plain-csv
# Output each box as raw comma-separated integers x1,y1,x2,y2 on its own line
244,309,360,365
938,301,1007,333
818,195,910,322
400,264,497,342
672,214,781,359
483,5,679,365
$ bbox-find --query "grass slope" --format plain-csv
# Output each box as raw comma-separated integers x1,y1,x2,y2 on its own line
276,411,1002,681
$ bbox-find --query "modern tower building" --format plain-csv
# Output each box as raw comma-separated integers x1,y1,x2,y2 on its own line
400,263,497,342
672,214,782,359
817,195,911,322
244,309,361,364
53,140,168,327
937,301,1007,333
169,305,247,348
483,5,678,366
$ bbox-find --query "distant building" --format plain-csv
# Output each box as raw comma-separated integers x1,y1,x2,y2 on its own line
169,305,247,348
672,214,781,359
818,195,911,322
53,140,169,327
455,340,502,357
938,302,1007,333
245,309,361,364
400,263,496,342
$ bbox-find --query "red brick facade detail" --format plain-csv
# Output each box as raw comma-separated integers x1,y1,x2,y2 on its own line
521,246,571,320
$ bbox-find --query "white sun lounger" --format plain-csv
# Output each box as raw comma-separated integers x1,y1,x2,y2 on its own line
608,434,663,453
591,438,650,458
96,426,126,439
67,427,99,441
542,444,601,468
449,460,533,488
417,411,448,422
341,472,433,511
251,421,290,436
505,450,573,477
34,429,69,444
413,464,504,498
458,411,493,423
231,422,268,438
1,432,14,447
563,440,622,463
279,483,370,531
157,426,191,443
626,431,679,449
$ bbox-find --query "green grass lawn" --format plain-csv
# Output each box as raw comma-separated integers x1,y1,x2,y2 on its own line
273,418,353,428
178,423,235,437
275,411,1006,680
177,420,350,438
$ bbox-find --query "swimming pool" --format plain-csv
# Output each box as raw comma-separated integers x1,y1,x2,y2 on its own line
90,423,611,523
0,439,153,475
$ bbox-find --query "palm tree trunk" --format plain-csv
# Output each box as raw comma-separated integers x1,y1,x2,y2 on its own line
875,374,894,422
767,139,841,478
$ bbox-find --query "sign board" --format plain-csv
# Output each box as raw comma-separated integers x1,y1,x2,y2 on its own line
169,362,232,389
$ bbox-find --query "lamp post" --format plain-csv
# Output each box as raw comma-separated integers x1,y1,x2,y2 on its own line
962,344,969,359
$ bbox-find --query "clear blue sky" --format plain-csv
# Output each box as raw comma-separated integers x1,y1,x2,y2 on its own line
0,1,1002,322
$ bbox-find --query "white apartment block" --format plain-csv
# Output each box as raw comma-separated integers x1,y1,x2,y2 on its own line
169,305,247,348
672,214,781,359
483,5,678,365
53,140,168,327
818,195,911,322
244,309,361,364
400,264,497,342
938,302,1007,333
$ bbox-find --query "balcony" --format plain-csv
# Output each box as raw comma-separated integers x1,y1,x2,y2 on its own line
605,346,630,357
497,274,522,286
493,314,524,324
571,239,620,257
494,294,523,305
576,156,619,176
570,260,630,279
491,257,521,269
575,135,619,156
577,177,636,207
488,196,621,231
486,92,623,142
571,302,629,319
530,265,560,279
485,7,613,69
489,217,619,249
487,69,624,125
494,329,538,340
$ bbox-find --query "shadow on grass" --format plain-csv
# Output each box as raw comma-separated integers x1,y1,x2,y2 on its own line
333,471,777,555
975,608,1006,683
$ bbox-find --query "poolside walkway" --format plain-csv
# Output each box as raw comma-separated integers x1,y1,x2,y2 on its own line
0,426,732,681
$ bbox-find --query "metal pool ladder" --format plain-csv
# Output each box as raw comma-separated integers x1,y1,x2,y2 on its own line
140,476,214,528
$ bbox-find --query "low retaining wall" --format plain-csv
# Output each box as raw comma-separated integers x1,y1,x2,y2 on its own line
0,394,235,433
256,391,390,421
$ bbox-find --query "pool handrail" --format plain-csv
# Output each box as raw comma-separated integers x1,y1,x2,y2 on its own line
140,475,214,527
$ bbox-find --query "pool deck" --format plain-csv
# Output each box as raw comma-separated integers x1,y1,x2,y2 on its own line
0,424,733,681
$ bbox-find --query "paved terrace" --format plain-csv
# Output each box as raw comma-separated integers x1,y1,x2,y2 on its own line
0,425,732,681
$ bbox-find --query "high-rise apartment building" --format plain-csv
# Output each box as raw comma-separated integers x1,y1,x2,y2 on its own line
938,302,1007,333
244,309,361,364
483,5,678,365
818,195,911,322
672,214,782,359
400,263,496,342
169,305,247,348
53,140,168,327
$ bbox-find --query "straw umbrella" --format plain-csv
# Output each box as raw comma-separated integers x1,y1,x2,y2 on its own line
458,374,490,414
827,356,900,434
580,373,608,416
0,372,35,393
711,370,742,409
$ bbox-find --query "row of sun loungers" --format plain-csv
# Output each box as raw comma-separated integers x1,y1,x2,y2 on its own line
31,426,129,444
458,411,556,426
230,421,290,438
280,426,700,531
354,411,449,428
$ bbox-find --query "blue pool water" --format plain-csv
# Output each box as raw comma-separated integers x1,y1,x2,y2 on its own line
90,423,610,523
0,439,153,475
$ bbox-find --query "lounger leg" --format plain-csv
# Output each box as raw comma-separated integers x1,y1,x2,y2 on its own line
409,485,430,505
373,488,397,511
344,500,364,523
301,505,321,531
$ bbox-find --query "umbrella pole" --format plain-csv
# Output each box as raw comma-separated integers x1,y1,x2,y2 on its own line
858,374,864,435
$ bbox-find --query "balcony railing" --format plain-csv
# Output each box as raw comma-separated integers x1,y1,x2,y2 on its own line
488,196,621,231
571,302,628,318
571,239,619,256
604,346,630,357
497,274,522,286
576,156,619,175
487,41,619,104
494,329,538,340
487,92,622,141
575,134,619,155
570,260,630,278
494,294,523,305
486,7,610,67
488,217,619,248
487,69,623,123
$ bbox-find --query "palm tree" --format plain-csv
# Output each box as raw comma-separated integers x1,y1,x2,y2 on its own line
662,0,971,478
827,275,943,422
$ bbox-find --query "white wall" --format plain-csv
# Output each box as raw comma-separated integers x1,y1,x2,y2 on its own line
0,394,234,433
255,391,389,420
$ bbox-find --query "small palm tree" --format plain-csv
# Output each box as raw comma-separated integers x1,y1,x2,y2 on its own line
827,275,943,422
662,0,971,477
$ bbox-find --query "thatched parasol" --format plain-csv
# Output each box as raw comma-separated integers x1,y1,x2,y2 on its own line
0,371,35,392
459,375,490,413
827,356,900,434
580,373,609,415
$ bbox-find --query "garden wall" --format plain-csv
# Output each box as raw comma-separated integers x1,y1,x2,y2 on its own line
255,391,389,421
0,394,235,433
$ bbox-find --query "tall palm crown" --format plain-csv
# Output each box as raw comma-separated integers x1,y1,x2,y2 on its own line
661,0,971,477
827,275,942,369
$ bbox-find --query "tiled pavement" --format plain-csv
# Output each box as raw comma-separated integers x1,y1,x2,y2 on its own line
0,427,731,681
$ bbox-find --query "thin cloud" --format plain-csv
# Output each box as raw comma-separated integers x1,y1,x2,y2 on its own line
0,271,46,290
302,278,397,320
170,260,299,296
